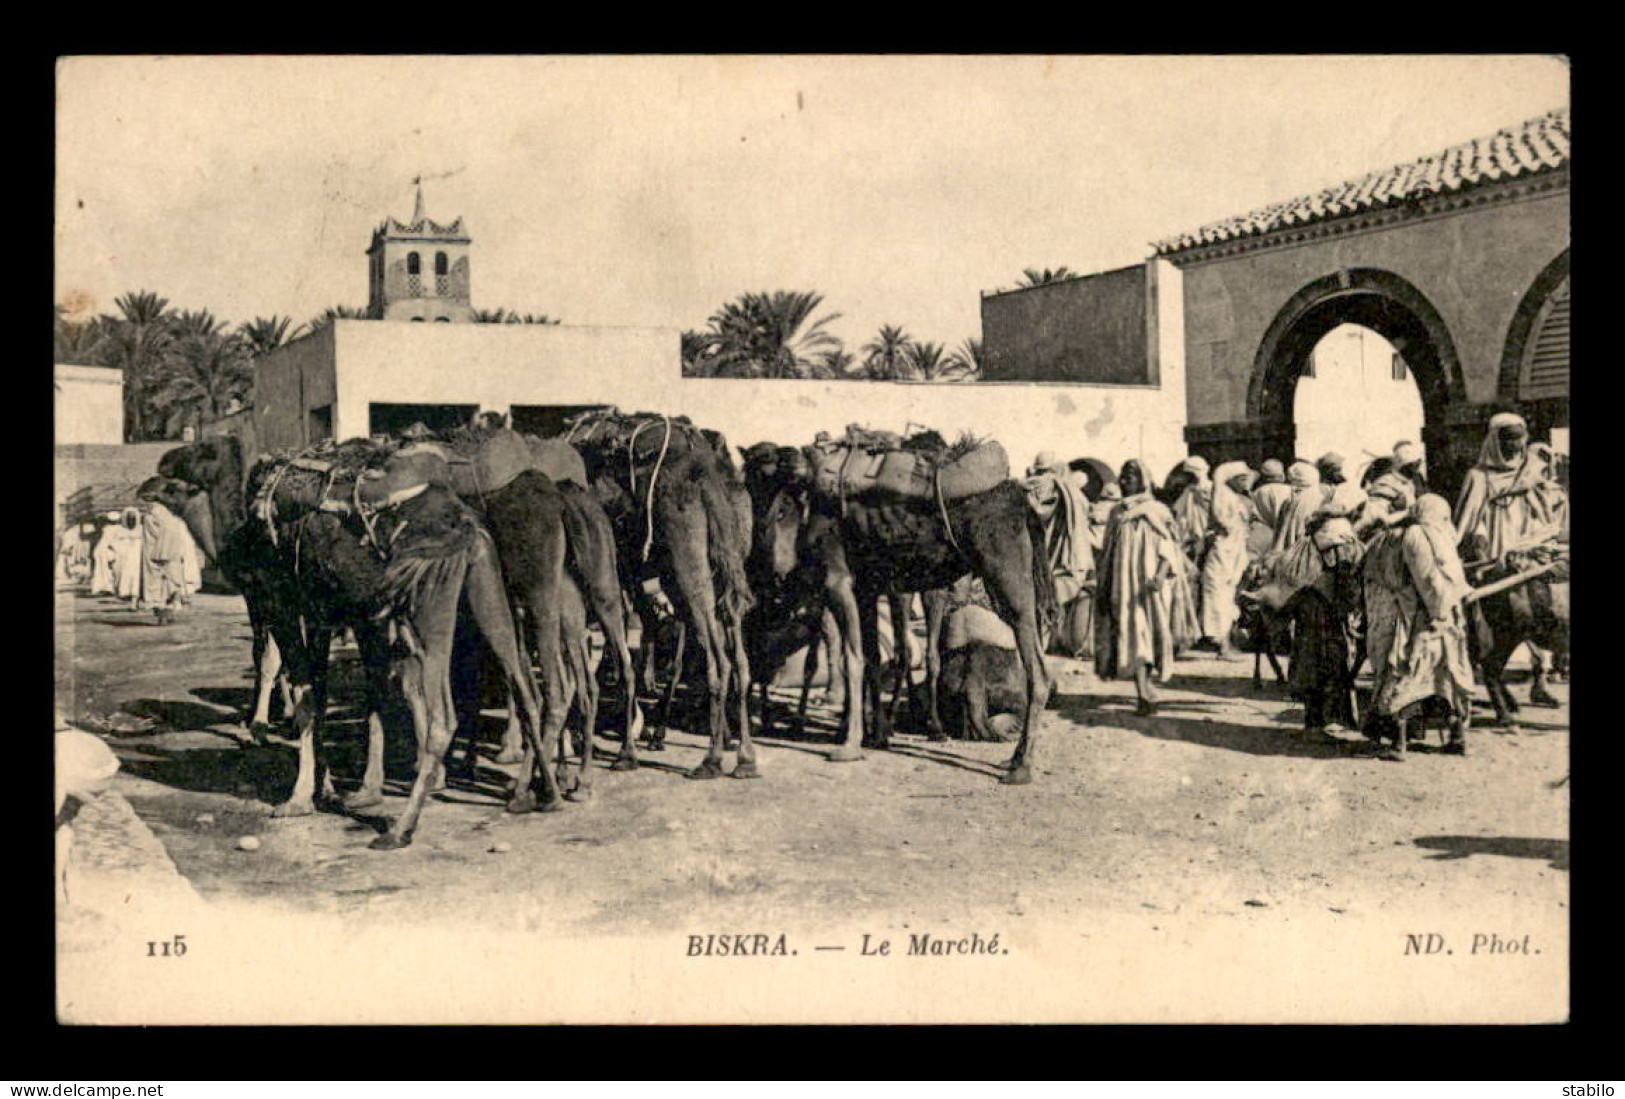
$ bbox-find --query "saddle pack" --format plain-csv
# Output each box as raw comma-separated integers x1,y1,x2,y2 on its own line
808,426,1009,505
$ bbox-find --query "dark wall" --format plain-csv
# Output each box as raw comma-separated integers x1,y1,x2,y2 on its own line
980,264,1150,385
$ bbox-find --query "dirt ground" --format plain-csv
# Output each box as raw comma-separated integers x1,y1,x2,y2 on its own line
55,585,1570,1022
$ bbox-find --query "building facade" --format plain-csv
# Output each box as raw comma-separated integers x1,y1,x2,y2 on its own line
979,108,1570,500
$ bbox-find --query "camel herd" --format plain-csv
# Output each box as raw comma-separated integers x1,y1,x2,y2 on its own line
155,411,1051,850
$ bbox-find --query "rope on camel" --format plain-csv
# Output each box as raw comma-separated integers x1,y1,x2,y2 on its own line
934,467,962,555
627,414,674,563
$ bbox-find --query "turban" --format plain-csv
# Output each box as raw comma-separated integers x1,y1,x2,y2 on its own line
1258,459,1286,483
1181,455,1211,477
1393,441,1423,468
1479,412,1530,472
1316,452,1347,480
1414,493,1453,530
1287,461,1320,490
1366,473,1416,510
1030,450,1059,474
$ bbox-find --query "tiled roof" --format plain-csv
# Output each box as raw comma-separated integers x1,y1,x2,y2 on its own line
1154,107,1569,255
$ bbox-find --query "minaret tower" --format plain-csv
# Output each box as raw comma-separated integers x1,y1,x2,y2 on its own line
365,179,473,322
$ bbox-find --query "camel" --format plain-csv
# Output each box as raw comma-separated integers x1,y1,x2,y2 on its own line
560,411,757,780
414,428,645,792
157,438,293,733
745,435,1056,784
161,439,553,848
741,444,929,741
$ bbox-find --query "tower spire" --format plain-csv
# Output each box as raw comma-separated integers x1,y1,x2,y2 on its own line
411,176,425,223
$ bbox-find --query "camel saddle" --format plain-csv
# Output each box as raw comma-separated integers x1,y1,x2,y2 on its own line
358,431,587,506
808,427,1008,505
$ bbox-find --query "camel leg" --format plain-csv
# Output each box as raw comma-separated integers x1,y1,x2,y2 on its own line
344,620,392,810
824,574,867,763
629,583,666,701
582,567,644,770
1252,647,1264,691
858,590,889,751
759,679,774,737
796,629,819,735
923,591,948,741
978,542,1050,788
666,530,735,780
562,588,599,799
516,588,569,812
728,613,760,778
272,624,332,817
1481,641,1520,732
245,603,280,731
371,644,458,850
883,593,910,732
460,544,556,815
1268,649,1288,685
1528,644,1560,707
817,608,847,711
651,620,686,749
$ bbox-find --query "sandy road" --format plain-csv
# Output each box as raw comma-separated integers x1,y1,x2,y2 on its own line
55,586,1569,1022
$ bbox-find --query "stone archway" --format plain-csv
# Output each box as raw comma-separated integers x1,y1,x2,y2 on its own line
1246,268,1470,496
1498,249,1570,442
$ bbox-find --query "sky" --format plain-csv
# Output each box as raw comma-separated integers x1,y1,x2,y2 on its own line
55,55,1569,352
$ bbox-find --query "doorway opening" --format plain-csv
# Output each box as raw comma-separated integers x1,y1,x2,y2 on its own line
508,404,613,438
368,402,478,437
1293,324,1425,483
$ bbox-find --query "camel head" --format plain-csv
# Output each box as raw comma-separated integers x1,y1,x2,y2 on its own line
158,436,246,555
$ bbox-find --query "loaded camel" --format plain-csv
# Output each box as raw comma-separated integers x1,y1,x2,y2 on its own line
159,438,554,849
413,427,645,791
745,429,1057,785
560,410,758,780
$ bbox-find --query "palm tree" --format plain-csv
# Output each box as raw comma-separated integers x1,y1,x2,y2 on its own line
304,305,368,333
860,324,912,381
473,308,562,324
239,315,302,356
96,290,175,441
813,346,856,380
944,337,984,381
169,308,229,341
699,291,842,379
681,329,726,377
54,305,107,365
1019,267,1077,287
156,328,253,439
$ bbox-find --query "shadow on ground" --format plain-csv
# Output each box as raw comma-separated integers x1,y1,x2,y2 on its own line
1051,694,1369,760
1413,835,1569,871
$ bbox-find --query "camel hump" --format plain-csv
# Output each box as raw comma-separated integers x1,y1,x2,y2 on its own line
525,437,588,488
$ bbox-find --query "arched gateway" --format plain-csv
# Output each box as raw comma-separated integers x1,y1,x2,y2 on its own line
1162,108,1569,502
1247,268,1467,490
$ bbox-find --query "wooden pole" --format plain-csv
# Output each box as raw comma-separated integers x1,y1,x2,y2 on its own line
1463,560,1564,605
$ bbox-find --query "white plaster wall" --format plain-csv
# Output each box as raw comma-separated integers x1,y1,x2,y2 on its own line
54,365,124,445
666,376,1187,477
1294,324,1426,472
322,320,1187,476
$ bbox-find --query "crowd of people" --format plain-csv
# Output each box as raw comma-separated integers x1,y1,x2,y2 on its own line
55,477,204,625
1023,412,1569,759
